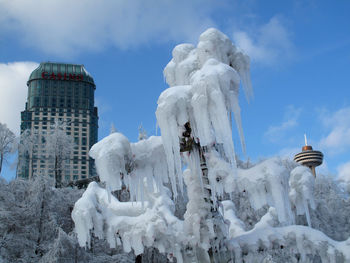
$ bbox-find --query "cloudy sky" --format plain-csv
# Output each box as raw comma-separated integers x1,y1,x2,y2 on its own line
0,0,349,180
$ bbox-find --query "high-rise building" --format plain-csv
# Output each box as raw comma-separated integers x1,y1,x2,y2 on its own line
18,62,98,182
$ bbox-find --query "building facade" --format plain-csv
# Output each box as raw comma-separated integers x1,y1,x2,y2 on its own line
18,62,98,182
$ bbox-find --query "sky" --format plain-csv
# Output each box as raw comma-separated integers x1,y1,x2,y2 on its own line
0,0,350,181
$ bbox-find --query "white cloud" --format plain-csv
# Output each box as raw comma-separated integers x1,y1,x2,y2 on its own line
265,105,301,142
278,146,300,158
233,16,294,65
337,161,350,182
0,62,39,135
0,0,217,55
319,107,350,155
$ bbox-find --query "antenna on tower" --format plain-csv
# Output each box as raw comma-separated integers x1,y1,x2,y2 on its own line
304,134,308,146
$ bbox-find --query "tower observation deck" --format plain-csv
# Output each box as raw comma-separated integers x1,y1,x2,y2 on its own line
294,135,323,177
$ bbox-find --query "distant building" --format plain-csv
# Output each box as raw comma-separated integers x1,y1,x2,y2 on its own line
18,62,98,182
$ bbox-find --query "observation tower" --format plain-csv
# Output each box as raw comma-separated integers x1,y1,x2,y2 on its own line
294,135,323,177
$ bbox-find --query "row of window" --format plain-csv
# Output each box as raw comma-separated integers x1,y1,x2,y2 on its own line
34,116,88,122
29,108,97,119
41,64,83,74
29,79,93,89
32,163,88,170
33,112,90,119
33,122,89,129
32,120,89,128
33,171,87,181
28,96,93,110
31,153,90,160
29,87,93,99
34,108,92,114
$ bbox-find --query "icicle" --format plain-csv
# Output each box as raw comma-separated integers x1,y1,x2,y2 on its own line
231,94,246,154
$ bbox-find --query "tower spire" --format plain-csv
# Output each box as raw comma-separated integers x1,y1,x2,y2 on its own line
304,133,308,146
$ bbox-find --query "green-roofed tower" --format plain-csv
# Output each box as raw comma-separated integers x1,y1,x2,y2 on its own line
18,62,98,182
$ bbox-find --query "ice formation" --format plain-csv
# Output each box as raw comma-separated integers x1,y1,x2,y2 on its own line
73,154,350,262
89,133,168,202
72,181,184,258
157,28,252,197
72,28,350,262
289,166,316,227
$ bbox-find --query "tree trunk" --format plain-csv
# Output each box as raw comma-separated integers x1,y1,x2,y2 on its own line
35,183,45,256
0,152,3,175
55,156,62,188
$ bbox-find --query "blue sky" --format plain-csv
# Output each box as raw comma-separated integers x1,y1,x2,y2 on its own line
0,0,350,181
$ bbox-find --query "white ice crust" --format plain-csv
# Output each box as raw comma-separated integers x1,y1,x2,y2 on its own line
73,156,350,262
89,133,168,202
72,181,184,258
72,28,350,262
157,28,252,198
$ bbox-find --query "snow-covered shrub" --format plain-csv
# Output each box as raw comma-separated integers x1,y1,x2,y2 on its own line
0,177,134,263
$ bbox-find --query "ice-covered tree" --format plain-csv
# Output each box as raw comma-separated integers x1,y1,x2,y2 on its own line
138,124,148,141
0,122,16,175
0,176,134,262
110,123,118,134
72,28,350,263
45,121,75,188
16,129,39,177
